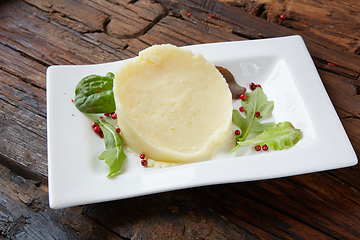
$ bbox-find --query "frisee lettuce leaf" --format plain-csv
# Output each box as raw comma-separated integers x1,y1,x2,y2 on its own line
232,87,275,150
235,121,302,150
97,119,126,177
75,72,116,113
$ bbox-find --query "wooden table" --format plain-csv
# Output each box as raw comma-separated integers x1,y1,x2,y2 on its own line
1,0,360,238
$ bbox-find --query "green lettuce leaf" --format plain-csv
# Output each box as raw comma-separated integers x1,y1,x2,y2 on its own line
97,119,126,177
236,121,302,150
74,72,116,113
233,87,275,145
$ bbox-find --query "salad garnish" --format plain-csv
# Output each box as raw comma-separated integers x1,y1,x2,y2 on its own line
235,121,302,150
74,72,116,114
233,87,275,144
97,119,127,177
232,86,302,152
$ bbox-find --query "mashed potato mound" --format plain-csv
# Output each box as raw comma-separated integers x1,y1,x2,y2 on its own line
113,44,232,163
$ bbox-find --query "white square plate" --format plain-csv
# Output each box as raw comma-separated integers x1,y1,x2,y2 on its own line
47,35,357,209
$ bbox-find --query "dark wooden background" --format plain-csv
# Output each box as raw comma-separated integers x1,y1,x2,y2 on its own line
1,0,360,239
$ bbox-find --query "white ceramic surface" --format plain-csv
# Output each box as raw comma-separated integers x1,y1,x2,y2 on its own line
47,35,357,209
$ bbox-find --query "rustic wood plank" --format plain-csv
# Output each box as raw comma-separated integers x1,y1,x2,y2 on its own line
25,0,109,33
0,0,130,65
0,163,125,239
0,69,46,118
319,69,360,120
0,95,47,179
191,170,360,239
83,189,259,239
0,6,91,65
82,0,166,39
139,14,244,46
0,42,47,90
219,0,360,54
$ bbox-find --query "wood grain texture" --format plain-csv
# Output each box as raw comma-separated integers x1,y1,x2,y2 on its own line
0,0,360,238
220,0,360,54
83,190,258,239
0,163,124,239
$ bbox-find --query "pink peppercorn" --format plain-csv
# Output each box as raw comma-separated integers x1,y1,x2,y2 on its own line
250,82,257,91
91,122,98,128
93,126,101,134
141,159,148,167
